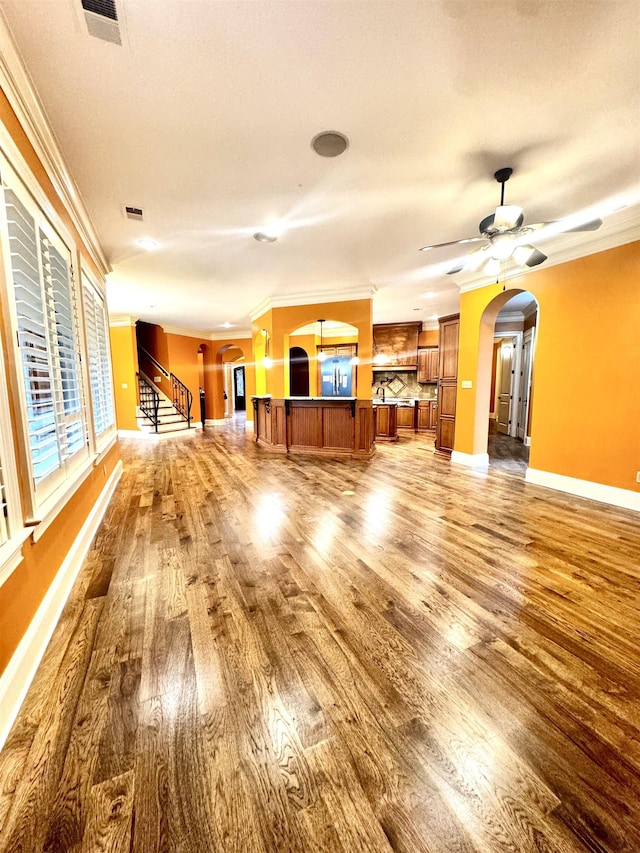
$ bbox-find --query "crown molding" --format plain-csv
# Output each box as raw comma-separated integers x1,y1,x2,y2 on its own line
109,315,137,327
0,11,110,278
249,286,377,322
162,323,252,341
495,311,525,323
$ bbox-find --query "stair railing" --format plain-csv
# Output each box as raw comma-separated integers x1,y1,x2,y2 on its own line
137,373,160,432
171,373,193,426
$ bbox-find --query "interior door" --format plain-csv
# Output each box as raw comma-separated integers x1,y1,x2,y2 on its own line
517,329,534,441
233,366,246,411
497,341,513,435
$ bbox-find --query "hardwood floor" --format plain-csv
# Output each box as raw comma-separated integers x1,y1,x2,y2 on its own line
1,424,639,852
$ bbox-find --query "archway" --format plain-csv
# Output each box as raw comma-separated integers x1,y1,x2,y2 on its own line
483,290,539,475
288,319,359,397
289,346,309,396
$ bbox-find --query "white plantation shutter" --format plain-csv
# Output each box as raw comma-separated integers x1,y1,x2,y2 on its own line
0,457,8,545
1,162,89,504
82,275,115,439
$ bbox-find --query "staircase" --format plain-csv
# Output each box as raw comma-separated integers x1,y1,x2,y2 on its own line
136,371,194,435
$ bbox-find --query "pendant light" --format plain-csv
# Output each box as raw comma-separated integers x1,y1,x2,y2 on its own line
317,319,328,362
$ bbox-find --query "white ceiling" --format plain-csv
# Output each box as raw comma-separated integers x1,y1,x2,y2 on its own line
1,0,639,336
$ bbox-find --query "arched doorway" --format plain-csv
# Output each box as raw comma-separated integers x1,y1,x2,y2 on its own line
486,291,539,474
289,346,310,396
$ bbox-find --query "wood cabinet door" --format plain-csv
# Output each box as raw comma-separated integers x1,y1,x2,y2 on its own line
439,319,459,380
397,407,415,428
417,350,429,383
427,349,439,381
417,404,430,429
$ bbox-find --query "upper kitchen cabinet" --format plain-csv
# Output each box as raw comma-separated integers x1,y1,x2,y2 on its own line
417,348,439,383
373,323,421,368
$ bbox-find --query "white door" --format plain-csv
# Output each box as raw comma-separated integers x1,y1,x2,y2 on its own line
517,328,534,441
496,341,513,435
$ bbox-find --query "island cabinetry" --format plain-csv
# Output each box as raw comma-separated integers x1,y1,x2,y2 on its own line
252,397,375,459
417,348,439,383
373,403,398,442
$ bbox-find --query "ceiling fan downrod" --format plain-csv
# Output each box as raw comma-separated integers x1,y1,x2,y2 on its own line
494,167,513,206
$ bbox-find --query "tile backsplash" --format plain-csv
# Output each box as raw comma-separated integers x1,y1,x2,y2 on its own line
371,372,437,399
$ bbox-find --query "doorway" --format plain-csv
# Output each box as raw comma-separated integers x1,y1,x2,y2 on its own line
289,346,310,396
233,365,246,411
486,293,538,475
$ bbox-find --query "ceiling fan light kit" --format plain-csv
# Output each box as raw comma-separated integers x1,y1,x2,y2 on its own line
419,166,602,278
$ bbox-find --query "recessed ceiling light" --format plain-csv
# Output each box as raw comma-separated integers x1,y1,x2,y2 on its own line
311,131,349,157
220,322,233,328
253,231,278,243
137,238,158,250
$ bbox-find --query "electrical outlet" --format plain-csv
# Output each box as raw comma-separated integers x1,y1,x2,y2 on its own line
636,471,640,483
103,463,107,476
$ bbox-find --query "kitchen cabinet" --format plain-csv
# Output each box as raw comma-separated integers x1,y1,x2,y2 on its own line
373,403,398,442
416,400,438,431
435,314,459,456
396,405,416,429
417,348,439,383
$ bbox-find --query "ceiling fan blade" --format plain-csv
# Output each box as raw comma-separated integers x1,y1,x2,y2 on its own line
563,217,603,232
420,237,485,252
525,248,547,267
446,261,466,275
527,217,603,233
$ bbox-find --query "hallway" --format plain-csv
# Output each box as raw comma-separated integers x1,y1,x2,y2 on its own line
0,426,639,852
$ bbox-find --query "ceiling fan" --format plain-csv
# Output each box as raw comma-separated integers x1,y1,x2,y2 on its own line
420,167,602,276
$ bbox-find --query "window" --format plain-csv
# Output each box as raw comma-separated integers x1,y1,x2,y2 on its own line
0,159,88,507
82,272,115,443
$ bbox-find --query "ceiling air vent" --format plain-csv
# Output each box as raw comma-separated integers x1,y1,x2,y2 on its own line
124,205,144,221
81,0,121,45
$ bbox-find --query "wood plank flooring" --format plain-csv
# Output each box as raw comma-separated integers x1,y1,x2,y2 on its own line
1,422,639,852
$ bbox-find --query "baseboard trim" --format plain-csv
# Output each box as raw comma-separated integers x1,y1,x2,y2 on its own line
525,468,640,512
204,419,226,426
0,459,124,749
451,451,489,468
245,419,254,430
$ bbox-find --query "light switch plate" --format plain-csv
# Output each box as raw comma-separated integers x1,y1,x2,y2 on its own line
461,380,472,389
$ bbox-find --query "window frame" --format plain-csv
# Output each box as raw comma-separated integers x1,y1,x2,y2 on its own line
0,152,90,518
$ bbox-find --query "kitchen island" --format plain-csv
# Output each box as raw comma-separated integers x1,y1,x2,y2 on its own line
252,396,375,459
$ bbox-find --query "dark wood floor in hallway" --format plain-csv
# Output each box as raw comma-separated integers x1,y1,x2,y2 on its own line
1,423,639,853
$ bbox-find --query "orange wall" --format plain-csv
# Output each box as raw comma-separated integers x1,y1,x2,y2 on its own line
0,444,120,673
0,89,123,679
109,324,140,430
455,241,640,492
254,299,373,398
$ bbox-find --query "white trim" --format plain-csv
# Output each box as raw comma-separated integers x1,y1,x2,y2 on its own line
451,451,489,468
204,418,226,426
0,12,109,277
525,468,640,512
30,454,95,544
524,436,531,447
162,323,252,342
245,419,254,430
108,315,138,328
0,528,32,588
249,286,376,321
93,434,118,466
0,458,123,750
495,311,525,323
